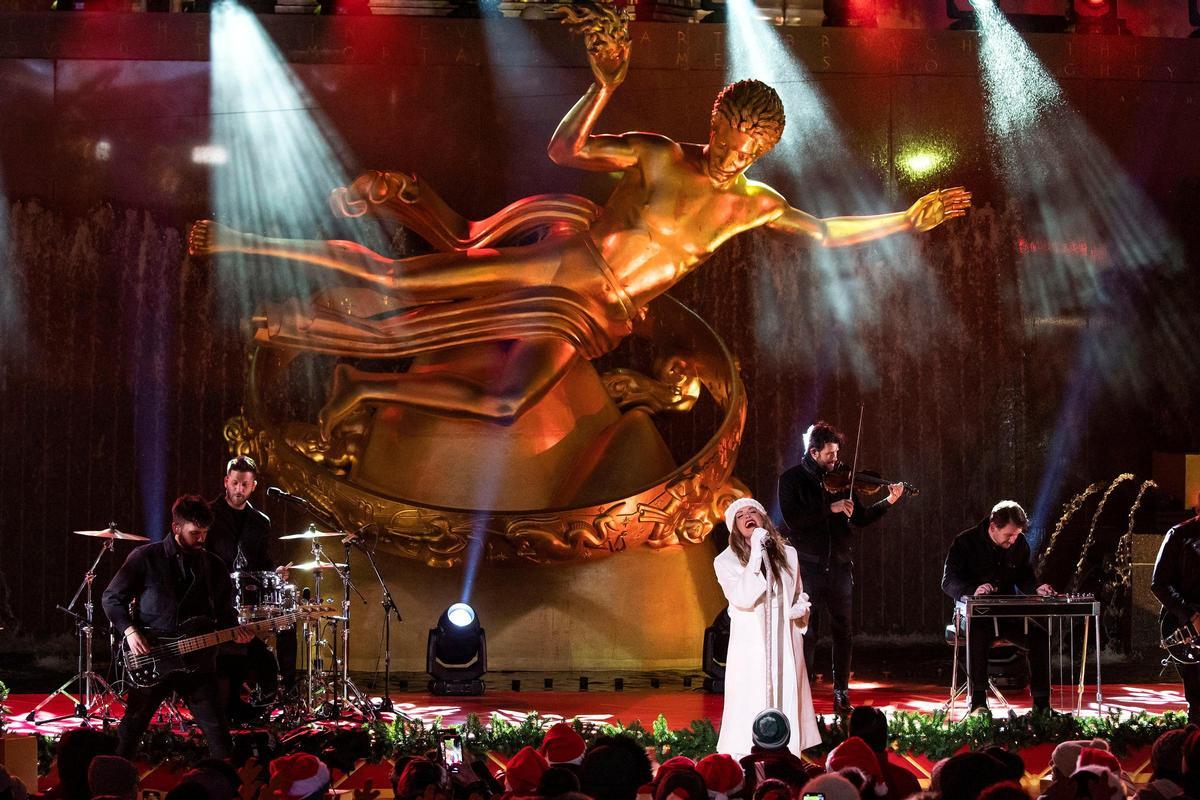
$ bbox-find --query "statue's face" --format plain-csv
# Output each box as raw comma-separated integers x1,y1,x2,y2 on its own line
706,115,761,186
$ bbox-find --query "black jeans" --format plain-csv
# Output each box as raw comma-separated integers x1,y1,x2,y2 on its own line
798,560,854,693
1178,662,1200,725
965,616,1050,704
117,672,232,759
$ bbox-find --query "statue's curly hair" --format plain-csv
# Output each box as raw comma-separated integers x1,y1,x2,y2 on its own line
712,79,786,156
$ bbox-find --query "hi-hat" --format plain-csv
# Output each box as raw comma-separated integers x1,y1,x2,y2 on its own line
278,529,342,541
74,527,148,542
291,560,349,572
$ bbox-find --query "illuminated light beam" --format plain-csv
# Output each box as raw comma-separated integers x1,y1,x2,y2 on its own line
209,0,387,321
972,0,1188,532
209,0,390,424
724,0,956,478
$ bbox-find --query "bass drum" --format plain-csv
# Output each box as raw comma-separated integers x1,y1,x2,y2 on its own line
227,638,281,719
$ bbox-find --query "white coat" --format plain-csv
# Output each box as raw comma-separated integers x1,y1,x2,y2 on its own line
714,533,821,758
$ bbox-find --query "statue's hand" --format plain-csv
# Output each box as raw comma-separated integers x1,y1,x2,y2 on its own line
905,186,972,232
330,170,420,218
557,1,632,89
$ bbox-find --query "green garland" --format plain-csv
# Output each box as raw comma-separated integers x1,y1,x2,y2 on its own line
30,709,1190,775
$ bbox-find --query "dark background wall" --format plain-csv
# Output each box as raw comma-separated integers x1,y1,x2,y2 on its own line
0,14,1198,653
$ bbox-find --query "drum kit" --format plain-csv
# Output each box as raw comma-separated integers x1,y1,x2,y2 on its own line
27,516,397,726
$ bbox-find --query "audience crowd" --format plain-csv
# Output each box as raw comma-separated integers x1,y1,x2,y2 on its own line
10,711,1200,800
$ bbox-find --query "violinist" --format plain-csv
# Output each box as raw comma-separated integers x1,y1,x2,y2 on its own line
778,421,906,715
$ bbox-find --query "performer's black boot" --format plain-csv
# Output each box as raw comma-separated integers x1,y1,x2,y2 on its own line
833,688,853,715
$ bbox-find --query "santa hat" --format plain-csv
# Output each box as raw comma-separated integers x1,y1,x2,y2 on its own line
268,753,331,800
724,498,767,532
505,746,550,794
541,722,586,766
696,754,744,800
1078,747,1123,776
639,757,700,800
826,736,887,796
1051,739,1110,778
1070,766,1127,800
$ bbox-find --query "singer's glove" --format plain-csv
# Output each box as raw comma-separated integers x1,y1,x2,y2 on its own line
788,591,812,620
750,527,769,549
789,591,812,633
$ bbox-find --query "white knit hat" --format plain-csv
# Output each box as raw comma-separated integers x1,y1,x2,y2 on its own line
724,497,767,532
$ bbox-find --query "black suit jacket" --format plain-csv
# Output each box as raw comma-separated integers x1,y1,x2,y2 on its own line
102,534,237,635
941,518,1038,601
1151,515,1200,624
206,495,274,571
778,455,891,568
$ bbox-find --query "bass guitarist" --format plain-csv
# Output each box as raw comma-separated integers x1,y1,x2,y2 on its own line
1151,491,1200,726
102,495,254,759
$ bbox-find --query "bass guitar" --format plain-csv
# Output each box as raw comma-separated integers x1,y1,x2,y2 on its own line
119,602,340,688
1161,614,1200,665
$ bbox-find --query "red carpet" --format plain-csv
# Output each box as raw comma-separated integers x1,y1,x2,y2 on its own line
5,680,1187,736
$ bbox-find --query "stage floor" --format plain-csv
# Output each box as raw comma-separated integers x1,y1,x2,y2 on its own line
5,680,1189,738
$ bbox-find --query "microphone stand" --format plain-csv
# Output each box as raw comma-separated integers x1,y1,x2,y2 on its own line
345,529,404,713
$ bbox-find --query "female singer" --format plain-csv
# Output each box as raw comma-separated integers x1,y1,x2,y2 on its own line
714,497,821,757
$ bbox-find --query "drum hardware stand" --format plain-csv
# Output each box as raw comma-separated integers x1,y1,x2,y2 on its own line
347,526,405,713
293,524,374,722
26,534,124,725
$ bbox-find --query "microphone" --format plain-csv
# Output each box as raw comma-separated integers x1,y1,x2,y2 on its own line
267,486,288,499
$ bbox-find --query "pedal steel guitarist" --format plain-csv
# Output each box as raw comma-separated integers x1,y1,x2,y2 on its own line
778,421,905,714
941,500,1055,716
102,495,254,759
1151,490,1200,726
206,456,296,719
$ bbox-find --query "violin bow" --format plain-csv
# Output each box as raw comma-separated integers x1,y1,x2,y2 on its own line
847,401,865,498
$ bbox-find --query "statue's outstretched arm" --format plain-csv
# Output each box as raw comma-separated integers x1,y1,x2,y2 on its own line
547,2,638,172
766,186,973,247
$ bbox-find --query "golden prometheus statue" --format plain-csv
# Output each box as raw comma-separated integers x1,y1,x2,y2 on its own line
190,1,971,566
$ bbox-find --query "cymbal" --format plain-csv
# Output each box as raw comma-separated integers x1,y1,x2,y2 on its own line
74,527,149,542
291,560,349,572
278,529,343,540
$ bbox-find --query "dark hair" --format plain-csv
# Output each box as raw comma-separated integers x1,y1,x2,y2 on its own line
975,781,1030,800
836,767,872,798
937,752,1009,800
580,738,653,800
171,494,214,529
848,706,888,753
753,778,794,800
980,747,1024,783
1152,725,1195,782
539,766,582,799
394,758,449,800
989,501,1029,532
805,421,844,457
226,455,258,475
55,728,117,800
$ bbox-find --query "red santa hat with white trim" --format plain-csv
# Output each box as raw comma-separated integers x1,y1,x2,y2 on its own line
540,722,587,766
696,754,744,800
826,736,888,796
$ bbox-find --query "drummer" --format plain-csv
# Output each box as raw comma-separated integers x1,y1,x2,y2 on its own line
208,455,297,720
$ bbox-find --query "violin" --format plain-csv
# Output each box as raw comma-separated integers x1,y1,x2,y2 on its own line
821,462,921,498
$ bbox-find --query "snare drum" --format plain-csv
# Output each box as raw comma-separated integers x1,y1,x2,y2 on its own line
232,570,297,625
